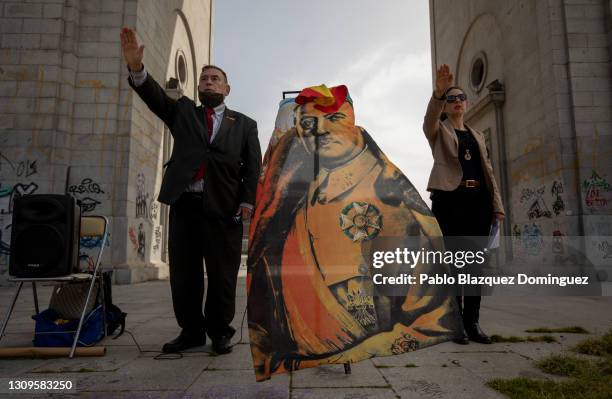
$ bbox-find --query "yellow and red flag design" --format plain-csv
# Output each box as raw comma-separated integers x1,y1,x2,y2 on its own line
295,84,351,113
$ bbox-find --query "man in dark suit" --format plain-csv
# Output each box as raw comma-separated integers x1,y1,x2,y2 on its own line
120,27,261,354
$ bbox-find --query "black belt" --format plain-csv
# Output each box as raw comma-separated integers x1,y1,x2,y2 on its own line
459,179,481,188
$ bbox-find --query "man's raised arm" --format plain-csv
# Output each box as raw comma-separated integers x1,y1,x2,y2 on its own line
120,27,176,128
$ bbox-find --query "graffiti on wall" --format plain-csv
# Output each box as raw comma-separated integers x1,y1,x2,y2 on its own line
80,235,108,250
0,153,42,270
0,183,39,266
68,178,105,213
583,170,610,209
598,241,612,259
135,172,150,219
150,202,159,221
0,182,40,215
78,233,110,272
153,225,162,254
513,223,544,256
129,223,146,261
137,223,145,261
0,152,38,178
0,221,10,259
551,181,565,216
552,229,564,255
520,186,552,220
128,226,138,252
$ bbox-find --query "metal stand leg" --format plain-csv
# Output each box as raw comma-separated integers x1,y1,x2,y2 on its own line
32,282,39,315
100,275,107,338
69,277,98,358
344,363,351,374
0,282,24,342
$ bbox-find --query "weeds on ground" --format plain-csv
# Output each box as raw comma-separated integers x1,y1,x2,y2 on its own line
487,329,612,399
572,330,612,357
525,326,590,334
490,335,558,343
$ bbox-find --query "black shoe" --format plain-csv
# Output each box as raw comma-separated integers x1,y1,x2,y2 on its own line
212,335,233,354
162,331,206,353
465,323,492,344
453,330,469,345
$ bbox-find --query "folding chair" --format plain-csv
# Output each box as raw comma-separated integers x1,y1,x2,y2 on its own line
0,216,109,358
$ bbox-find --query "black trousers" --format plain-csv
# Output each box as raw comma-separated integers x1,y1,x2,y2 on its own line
431,186,492,326
167,192,243,339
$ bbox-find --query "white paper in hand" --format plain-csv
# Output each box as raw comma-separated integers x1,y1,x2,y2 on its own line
487,219,500,250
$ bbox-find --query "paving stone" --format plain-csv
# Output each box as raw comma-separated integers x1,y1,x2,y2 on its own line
12,390,187,399
27,346,140,373
50,355,212,392
291,361,388,388
437,341,514,353
372,345,466,368
450,351,549,380
42,391,186,399
207,342,253,370
380,365,507,399
186,369,289,399
291,387,398,399
508,341,575,361
0,331,34,347
0,357,51,377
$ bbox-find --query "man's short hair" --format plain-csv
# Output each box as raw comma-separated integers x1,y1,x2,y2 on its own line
201,65,228,83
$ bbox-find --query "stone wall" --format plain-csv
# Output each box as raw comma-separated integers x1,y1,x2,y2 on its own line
0,0,212,284
430,0,611,272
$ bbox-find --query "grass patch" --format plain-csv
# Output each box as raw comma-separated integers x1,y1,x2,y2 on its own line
405,363,418,368
374,364,393,368
535,355,596,378
488,329,612,399
572,330,612,357
526,326,590,334
487,376,612,399
490,334,557,343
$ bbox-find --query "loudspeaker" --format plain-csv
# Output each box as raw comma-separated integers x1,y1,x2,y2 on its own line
9,194,81,278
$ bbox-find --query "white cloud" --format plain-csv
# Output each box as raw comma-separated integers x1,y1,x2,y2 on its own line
214,1,435,204
320,45,435,203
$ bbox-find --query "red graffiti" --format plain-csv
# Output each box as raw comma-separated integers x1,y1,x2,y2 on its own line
585,188,608,208
128,227,138,251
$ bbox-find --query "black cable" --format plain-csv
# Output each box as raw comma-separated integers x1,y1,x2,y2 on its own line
233,301,248,345
121,305,248,360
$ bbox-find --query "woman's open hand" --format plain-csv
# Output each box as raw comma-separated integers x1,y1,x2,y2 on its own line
435,64,453,99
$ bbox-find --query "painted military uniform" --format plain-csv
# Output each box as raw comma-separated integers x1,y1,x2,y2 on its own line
247,85,461,381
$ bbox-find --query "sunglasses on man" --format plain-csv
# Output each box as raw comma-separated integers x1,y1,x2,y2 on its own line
446,93,467,103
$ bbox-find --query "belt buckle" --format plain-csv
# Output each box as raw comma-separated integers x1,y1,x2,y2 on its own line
465,180,477,188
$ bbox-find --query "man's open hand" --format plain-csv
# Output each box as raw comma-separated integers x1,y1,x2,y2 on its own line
120,27,144,71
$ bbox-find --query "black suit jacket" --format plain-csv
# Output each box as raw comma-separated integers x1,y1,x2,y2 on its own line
128,72,262,218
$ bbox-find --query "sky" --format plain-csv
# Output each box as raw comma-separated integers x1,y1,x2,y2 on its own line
213,0,435,203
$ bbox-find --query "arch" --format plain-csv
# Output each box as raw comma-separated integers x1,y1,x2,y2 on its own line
174,8,198,99
455,13,504,101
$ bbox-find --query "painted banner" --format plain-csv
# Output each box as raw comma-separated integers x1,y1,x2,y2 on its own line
247,85,461,381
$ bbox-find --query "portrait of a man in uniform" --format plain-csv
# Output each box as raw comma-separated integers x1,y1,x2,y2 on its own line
247,84,461,381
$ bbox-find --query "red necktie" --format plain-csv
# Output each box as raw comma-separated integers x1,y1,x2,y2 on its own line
192,107,215,181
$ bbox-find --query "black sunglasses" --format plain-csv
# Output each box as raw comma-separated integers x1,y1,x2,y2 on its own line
446,93,467,103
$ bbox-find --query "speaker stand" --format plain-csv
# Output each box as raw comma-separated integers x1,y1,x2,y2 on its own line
0,282,23,340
